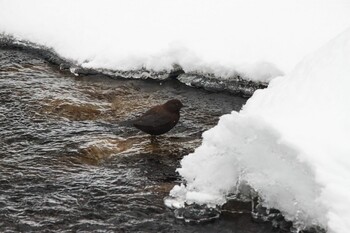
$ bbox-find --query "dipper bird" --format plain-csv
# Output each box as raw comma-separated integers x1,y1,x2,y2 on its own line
132,99,183,135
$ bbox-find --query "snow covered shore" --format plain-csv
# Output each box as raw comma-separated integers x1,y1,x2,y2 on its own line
169,28,350,233
1,0,349,83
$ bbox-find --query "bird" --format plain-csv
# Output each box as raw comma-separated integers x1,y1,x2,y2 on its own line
132,99,183,136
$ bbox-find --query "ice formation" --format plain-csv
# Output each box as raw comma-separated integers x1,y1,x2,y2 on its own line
169,28,350,233
0,0,349,82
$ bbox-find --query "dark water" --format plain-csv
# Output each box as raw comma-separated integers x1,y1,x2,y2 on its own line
0,49,276,232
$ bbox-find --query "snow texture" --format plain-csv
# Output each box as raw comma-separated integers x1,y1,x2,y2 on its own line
170,28,350,233
0,0,349,82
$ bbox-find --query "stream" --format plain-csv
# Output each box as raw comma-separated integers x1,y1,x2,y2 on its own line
0,48,279,232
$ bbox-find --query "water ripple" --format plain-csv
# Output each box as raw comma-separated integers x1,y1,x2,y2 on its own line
0,49,280,232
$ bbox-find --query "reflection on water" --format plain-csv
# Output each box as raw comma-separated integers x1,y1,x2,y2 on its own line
0,49,276,232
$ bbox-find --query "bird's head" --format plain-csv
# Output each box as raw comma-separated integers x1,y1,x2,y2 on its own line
164,99,183,113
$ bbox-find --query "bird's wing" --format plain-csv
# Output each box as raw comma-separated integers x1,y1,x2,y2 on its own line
133,111,171,127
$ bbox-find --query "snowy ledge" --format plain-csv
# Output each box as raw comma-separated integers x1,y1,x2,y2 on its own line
0,34,267,97
168,28,350,233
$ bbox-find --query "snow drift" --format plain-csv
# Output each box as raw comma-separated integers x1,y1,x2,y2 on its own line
0,0,349,82
169,28,350,233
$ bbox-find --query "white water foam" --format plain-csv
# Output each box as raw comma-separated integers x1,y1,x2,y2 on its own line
0,0,349,82
169,28,350,233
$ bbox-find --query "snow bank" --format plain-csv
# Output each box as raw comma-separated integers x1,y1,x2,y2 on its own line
169,28,350,232
0,0,349,82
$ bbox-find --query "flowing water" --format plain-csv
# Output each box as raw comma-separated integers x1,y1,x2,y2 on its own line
0,49,279,232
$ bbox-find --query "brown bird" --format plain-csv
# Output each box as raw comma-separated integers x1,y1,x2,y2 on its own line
132,99,183,135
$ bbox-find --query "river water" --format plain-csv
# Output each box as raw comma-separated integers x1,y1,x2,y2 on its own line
0,48,279,232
